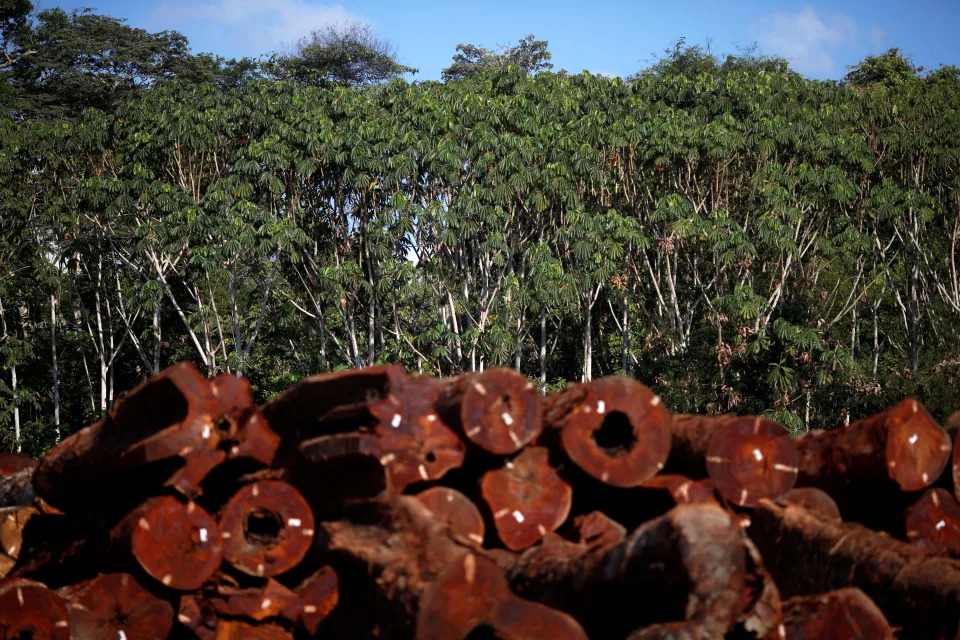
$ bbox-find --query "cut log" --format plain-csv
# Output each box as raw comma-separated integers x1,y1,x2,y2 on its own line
295,565,340,635
58,572,173,640
666,413,733,478
261,364,407,438
642,474,718,505
34,363,278,509
508,503,746,638
207,576,302,622
219,480,314,577
905,488,960,556
773,588,893,640
0,577,71,639
779,488,841,522
542,376,672,487
176,594,217,640
435,367,542,455
749,499,960,639
316,497,504,637
794,398,951,528
735,534,781,638
126,496,223,590
297,375,466,493
415,553,588,640
954,428,960,503
480,446,572,551
213,620,293,640
416,486,485,546
570,510,626,547
0,506,37,577
705,416,798,507
0,453,36,476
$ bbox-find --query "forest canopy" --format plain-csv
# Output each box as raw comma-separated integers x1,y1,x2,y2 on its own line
2,2,960,455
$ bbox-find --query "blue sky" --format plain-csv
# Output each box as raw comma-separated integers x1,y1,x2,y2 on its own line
34,0,960,80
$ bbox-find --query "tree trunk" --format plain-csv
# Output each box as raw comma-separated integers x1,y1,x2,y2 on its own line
51,293,60,443
540,303,547,396
582,300,592,383
0,297,20,453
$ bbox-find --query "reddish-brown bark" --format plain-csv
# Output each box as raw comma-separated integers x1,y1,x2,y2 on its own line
34,363,278,509
0,468,35,508
642,474,719,505
905,488,960,556
212,620,293,640
0,577,71,639
219,480,314,577
749,499,960,639
58,572,174,640
542,376,672,487
705,416,798,507
435,367,542,455
0,453,36,476
772,588,893,640
296,374,465,493
295,565,339,634
794,398,951,527
0,505,37,578
570,510,626,547
509,504,747,638
481,446,572,550
415,553,588,640
206,576,302,622
126,496,223,590
779,488,842,522
416,486,486,546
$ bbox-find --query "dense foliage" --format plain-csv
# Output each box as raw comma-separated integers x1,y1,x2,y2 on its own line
2,7,960,456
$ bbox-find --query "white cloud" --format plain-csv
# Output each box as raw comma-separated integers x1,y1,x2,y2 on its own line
149,0,362,56
751,6,857,77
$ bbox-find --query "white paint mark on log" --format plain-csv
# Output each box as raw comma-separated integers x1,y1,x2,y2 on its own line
936,520,947,530
502,412,514,426
379,453,396,465
773,464,798,473
391,414,402,428
464,554,476,583
473,383,488,396
199,528,208,543
419,464,429,481
597,400,606,414
909,433,919,444
739,489,748,506
512,510,525,523
651,396,661,406
261,599,272,610
752,448,764,462
138,518,150,531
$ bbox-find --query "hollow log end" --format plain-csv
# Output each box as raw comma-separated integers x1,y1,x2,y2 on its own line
560,376,672,487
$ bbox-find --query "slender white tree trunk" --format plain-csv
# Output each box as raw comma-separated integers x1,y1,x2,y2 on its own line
51,293,60,443
0,298,20,452
539,304,547,396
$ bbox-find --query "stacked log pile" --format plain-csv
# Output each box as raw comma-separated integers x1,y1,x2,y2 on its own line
1,362,959,639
